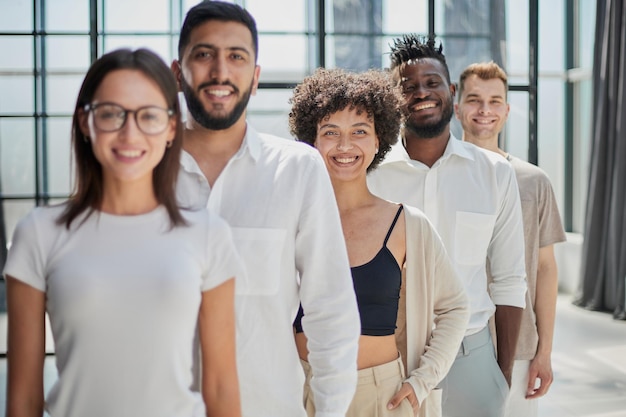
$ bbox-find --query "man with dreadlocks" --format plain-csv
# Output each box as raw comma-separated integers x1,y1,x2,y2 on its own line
367,35,528,417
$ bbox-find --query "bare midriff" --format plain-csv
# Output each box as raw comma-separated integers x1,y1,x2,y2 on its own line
294,332,399,370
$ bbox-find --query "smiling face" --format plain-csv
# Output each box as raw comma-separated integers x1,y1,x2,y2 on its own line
455,74,510,143
174,20,260,131
314,107,379,184
80,69,175,189
398,58,455,139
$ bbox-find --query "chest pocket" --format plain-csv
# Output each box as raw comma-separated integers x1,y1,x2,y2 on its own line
454,212,496,265
231,227,286,295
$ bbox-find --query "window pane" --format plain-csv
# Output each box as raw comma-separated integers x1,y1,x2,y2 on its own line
506,0,529,84
258,35,308,82
248,89,292,139
170,35,180,60
441,37,492,84
248,89,291,113
46,36,91,71
248,113,292,141
0,37,33,70
537,78,565,208
437,0,503,83
0,0,32,32
46,0,89,32
46,117,73,196
0,77,34,114
436,0,492,36
103,36,172,63
47,75,83,114
326,35,385,71
539,0,564,72
104,0,171,32
183,0,196,13
504,91,530,160
578,0,595,68
327,0,383,36
383,0,427,34
572,78,592,233
0,118,35,195
380,35,401,68
247,0,306,32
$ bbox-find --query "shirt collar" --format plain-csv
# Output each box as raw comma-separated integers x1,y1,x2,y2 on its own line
243,124,262,161
380,132,475,167
180,122,261,173
445,133,475,161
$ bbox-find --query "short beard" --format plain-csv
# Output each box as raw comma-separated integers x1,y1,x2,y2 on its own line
404,99,454,139
181,77,253,131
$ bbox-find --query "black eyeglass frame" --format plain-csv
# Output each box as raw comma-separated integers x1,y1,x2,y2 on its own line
83,102,175,135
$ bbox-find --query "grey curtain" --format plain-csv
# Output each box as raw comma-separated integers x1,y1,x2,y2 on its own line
575,0,626,320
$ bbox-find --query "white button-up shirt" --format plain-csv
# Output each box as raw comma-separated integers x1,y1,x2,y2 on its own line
368,135,526,335
177,125,360,417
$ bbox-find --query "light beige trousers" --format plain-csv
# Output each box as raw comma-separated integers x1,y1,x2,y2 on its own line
301,356,414,417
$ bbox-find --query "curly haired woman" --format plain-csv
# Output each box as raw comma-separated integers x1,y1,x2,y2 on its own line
289,68,469,417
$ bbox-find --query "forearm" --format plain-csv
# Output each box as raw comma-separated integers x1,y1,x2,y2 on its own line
203,377,241,417
6,385,44,417
534,246,558,357
406,305,467,404
406,259,469,402
6,277,46,417
199,279,241,417
6,400,44,417
494,305,523,384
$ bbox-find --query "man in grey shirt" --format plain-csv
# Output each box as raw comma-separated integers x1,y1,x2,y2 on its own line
455,61,566,417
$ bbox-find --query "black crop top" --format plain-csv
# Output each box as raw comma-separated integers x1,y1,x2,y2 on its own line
294,205,403,336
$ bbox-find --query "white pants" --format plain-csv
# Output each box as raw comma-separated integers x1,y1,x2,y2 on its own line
503,360,538,417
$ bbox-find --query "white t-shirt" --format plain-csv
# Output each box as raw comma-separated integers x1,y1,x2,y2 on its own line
3,204,244,417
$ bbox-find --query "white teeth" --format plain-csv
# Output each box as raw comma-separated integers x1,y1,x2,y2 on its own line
335,156,357,164
117,149,142,158
414,103,436,111
208,89,230,97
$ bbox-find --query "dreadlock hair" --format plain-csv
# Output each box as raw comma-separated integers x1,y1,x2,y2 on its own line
389,34,450,83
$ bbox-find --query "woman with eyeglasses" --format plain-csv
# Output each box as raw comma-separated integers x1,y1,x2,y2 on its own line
3,48,243,417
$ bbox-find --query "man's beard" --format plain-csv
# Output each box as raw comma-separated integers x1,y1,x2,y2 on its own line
181,76,253,131
404,96,454,139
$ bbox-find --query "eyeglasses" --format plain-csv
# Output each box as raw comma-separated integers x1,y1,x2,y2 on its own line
84,102,174,135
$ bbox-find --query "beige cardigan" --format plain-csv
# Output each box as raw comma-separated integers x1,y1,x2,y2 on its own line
397,205,469,417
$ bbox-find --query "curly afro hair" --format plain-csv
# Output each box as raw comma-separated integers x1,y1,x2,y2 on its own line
289,67,404,172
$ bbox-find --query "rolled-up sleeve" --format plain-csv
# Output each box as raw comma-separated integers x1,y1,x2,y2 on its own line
295,153,360,417
488,162,527,308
